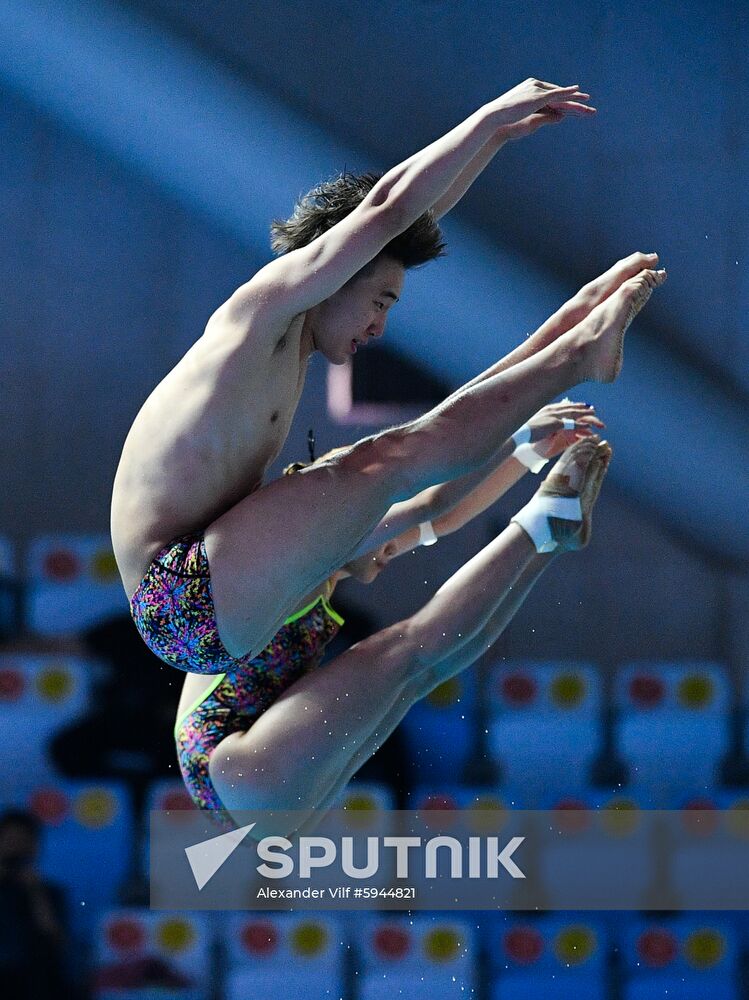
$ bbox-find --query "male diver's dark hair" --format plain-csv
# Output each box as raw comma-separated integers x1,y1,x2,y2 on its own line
270,171,446,269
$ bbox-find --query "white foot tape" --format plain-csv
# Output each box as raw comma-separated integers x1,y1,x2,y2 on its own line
511,494,582,553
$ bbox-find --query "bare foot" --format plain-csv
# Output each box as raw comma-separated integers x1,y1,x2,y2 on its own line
539,437,612,549
533,252,661,351
575,251,661,317
568,439,611,548
568,267,667,382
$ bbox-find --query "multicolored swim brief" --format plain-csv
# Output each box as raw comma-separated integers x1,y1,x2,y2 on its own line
174,593,343,830
130,530,264,674
128,530,344,829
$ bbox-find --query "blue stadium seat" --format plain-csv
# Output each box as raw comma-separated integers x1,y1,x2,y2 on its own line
614,661,730,801
92,908,210,999
534,790,653,909
402,787,528,907
144,776,198,817
0,653,95,799
667,790,749,909
399,671,477,782
355,914,477,999
491,979,605,1000
620,915,738,1000
224,913,345,1000
486,660,602,805
141,777,199,880
484,914,608,1000
19,779,133,936
26,533,128,634
624,982,736,1000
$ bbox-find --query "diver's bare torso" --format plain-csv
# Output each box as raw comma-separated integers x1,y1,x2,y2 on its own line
111,302,310,604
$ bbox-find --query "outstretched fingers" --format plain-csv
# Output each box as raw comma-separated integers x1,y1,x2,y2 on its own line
537,82,588,97
552,402,603,419
501,84,595,138
547,100,597,116
573,414,606,433
549,401,606,433
495,79,594,128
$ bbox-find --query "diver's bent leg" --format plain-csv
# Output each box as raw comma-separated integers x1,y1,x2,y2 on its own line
206,337,582,659
414,553,555,697
209,520,543,820
279,556,557,841
269,442,611,837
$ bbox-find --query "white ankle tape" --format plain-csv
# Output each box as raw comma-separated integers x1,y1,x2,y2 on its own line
511,494,583,553
513,442,550,474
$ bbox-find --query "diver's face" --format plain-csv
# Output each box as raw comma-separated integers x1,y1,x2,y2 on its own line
310,255,404,365
342,540,398,584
